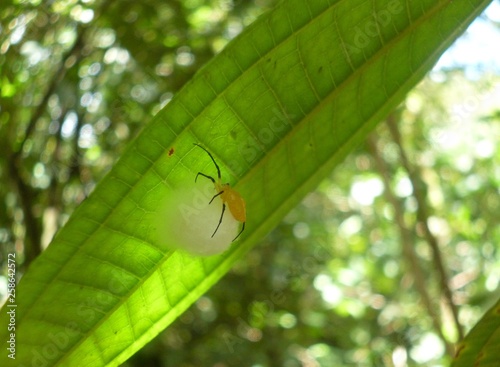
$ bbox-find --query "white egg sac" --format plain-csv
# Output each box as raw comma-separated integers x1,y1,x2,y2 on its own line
154,181,240,256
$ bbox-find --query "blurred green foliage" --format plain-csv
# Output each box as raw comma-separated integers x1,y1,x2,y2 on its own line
0,1,499,366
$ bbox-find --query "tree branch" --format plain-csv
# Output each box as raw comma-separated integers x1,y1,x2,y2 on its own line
367,134,454,355
385,115,464,341
9,0,113,268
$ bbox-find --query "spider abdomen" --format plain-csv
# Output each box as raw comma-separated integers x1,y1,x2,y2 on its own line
222,188,246,223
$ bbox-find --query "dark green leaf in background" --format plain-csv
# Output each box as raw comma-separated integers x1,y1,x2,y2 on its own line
452,298,500,367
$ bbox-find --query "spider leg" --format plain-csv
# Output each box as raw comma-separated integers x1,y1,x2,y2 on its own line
212,202,226,237
194,143,221,180
232,222,245,242
209,190,224,204
195,172,215,183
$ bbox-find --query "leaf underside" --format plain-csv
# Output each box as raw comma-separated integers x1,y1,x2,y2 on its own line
0,0,493,366
452,298,500,367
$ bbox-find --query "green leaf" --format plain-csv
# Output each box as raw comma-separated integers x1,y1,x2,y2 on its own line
0,0,492,366
452,297,500,367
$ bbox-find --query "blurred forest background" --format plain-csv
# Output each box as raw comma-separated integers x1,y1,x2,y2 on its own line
1,1,499,366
